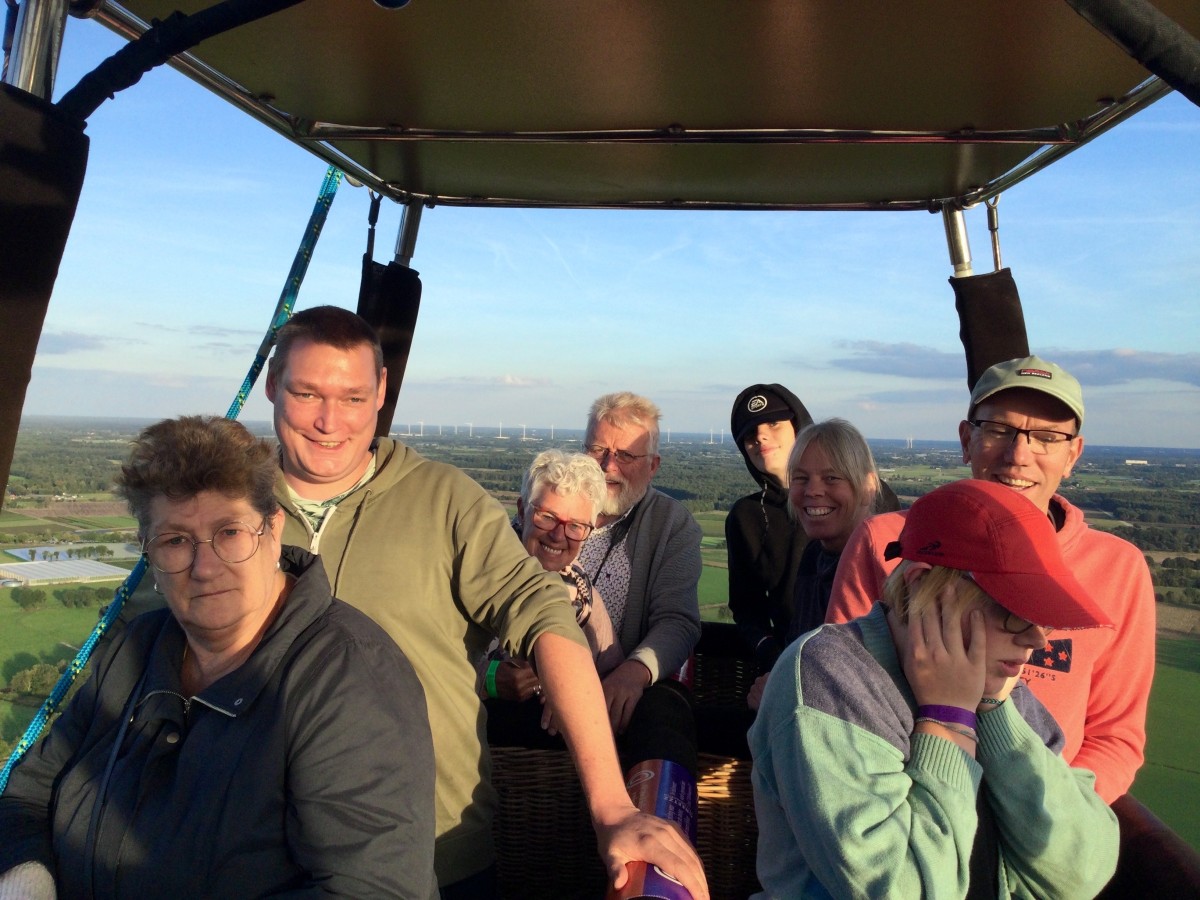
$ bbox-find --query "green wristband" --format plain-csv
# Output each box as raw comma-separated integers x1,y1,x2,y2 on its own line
485,660,501,699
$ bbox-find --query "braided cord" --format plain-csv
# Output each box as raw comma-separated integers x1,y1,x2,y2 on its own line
1,165,344,794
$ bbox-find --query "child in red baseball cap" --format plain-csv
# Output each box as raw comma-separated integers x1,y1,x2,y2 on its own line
748,478,1117,899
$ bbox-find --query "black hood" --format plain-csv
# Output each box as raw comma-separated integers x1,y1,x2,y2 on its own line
730,383,813,491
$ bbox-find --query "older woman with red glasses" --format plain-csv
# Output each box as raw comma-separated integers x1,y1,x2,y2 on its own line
481,449,623,704
0,416,436,899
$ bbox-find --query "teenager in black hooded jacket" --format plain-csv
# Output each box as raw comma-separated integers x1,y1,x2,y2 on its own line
725,384,900,675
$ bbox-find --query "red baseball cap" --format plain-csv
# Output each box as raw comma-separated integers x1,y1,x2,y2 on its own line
884,480,1112,630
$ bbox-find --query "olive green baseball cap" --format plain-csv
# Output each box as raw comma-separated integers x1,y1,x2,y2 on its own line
970,355,1084,430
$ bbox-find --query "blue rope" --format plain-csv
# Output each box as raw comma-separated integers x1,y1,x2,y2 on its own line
0,165,344,794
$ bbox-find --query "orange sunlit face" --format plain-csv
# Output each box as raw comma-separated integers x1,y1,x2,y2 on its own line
266,338,385,501
146,491,284,645
787,441,872,553
960,389,1083,515
519,488,595,572
586,419,659,518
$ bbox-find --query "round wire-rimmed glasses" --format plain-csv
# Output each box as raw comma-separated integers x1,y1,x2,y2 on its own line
143,519,268,574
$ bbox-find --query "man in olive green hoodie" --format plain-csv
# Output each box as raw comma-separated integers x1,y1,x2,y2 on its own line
265,306,707,900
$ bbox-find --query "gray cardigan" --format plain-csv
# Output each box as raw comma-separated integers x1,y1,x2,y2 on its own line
615,488,703,682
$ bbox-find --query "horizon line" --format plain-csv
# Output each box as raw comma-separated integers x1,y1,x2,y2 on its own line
16,414,1200,453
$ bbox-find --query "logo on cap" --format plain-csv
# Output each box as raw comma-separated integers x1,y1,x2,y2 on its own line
747,395,768,413
918,540,942,555
1017,368,1053,380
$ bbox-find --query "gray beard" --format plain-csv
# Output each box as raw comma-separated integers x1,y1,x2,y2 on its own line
601,480,646,518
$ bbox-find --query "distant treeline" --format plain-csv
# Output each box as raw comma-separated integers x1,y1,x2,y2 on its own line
1120,525,1200,554
1096,494,1200,527
10,586,47,610
9,585,114,610
0,529,133,549
5,423,1199,599
55,586,115,608
6,427,131,498
416,441,751,514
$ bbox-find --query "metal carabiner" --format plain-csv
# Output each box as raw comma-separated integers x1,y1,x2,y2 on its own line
986,195,1002,271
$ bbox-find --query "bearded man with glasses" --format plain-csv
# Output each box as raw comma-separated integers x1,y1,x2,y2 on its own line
827,355,1155,807
577,392,702,737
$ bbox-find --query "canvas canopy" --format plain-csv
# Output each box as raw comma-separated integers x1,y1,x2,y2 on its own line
91,0,1200,211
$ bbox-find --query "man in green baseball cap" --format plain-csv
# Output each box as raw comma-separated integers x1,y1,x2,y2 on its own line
829,354,1155,806
960,354,1084,515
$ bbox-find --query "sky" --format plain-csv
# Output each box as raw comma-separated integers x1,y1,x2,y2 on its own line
21,19,1200,448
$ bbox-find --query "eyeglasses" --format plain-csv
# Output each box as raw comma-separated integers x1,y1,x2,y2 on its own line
143,519,269,574
968,419,1076,455
975,592,1053,637
527,504,594,541
997,607,1054,638
963,574,1054,638
582,443,647,466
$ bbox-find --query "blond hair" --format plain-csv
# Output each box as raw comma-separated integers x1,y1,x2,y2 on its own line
881,561,991,624
786,418,879,517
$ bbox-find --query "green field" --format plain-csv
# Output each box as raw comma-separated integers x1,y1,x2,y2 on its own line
0,587,117,745
698,565,729,618
697,512,729,620
1132,637,1200,849
693,510,726,539
0,588,117,672
0,512,57,529
1,697,38,747
44,515,137,529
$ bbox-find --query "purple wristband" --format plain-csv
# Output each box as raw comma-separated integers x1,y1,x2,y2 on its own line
917,705,978,730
